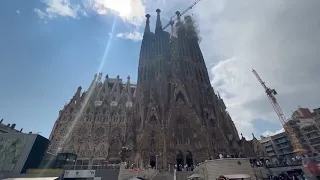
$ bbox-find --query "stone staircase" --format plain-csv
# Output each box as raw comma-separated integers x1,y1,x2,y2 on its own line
153,171,174,180
176,171,194,180
117,163,159,180
198,159,256,179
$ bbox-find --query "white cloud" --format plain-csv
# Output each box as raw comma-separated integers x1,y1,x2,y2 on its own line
16,10,20,15
34,8,46,19
116,31,143,41
92,0,146,27
34,0,146,26
192,0,320,138
262,128,285,137
35,0,80,19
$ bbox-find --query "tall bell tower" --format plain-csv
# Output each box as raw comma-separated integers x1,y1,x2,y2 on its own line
133,10,241,169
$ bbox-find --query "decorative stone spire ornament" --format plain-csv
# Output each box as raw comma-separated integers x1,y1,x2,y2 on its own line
155,9,162,31
145,14,151,33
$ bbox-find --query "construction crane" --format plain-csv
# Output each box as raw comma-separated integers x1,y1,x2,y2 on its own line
252,69,305,153
162,0,202,30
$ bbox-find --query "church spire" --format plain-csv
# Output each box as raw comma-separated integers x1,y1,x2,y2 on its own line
144,14,151,33
175,11,182,25
155,9,162,33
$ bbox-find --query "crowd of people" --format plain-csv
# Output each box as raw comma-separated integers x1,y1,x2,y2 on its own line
268,171,307,180
249,154,320,168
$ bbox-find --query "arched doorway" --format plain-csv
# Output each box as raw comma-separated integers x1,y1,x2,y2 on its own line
150,155,156,168
186,151,193,171
176,151,184,171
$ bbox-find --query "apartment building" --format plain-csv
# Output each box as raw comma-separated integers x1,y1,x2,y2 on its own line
260,107,320,160
260,132,296,162
288,107,320,153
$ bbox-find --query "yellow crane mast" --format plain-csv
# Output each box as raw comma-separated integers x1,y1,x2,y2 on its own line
252,69,305,153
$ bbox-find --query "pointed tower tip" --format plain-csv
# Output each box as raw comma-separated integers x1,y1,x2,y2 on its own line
127,75,130,80
105,74,109,78
144,14,151,33
175,11,181,23
155,9,162,32
78,86,82,90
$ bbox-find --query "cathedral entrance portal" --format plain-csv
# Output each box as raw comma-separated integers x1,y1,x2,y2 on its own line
176,151,184,171
186,151,193,170
150,155,156,168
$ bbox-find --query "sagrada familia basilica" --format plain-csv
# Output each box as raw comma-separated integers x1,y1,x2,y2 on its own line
47,9,267,169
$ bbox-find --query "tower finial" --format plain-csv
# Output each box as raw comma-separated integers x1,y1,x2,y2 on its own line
144,14,151,33
175,11,181,21
155,9,162,32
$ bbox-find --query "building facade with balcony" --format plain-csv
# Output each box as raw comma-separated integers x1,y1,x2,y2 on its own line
287,117,320,154
260,136,277,162
260,132,296,161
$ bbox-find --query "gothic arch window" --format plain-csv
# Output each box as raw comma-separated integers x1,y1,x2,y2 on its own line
151,130,156,138
86,108,90,114
185,139,190,145
210,119,215,127
185,62,188,75
177,116,186,125
150,139,156,152
194,68,199,80
100,117,105,122
198,69,203,82
150,115,157,125
175,91,186,104
186,151,193,167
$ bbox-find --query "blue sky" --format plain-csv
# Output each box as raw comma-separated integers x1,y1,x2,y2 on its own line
0,0,143,137
2,0,314,139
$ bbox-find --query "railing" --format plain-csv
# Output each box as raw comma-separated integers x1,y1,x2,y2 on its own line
63,164,121,170
253,156,320,168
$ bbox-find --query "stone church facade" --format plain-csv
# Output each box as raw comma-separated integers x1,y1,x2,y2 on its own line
47,10,267,169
